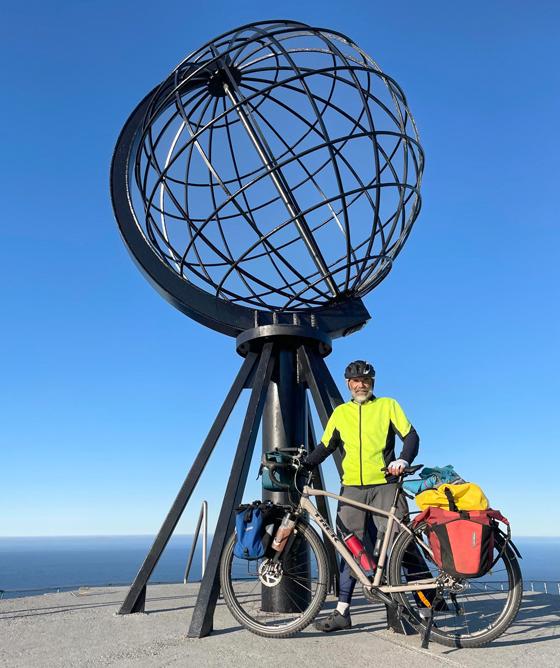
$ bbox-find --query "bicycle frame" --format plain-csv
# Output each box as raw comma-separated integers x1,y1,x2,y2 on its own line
299,485,438,594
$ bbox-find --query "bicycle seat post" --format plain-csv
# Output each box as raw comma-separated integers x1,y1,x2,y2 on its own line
391,475,404,508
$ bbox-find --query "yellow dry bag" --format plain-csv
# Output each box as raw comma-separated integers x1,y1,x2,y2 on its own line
415,482,489,511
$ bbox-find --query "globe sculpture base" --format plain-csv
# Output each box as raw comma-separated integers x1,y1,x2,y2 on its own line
116,322,351,634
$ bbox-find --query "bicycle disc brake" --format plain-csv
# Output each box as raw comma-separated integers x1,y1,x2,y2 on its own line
258,558,283,587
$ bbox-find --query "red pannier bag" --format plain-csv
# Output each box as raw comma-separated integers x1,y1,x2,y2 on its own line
412,506,509,578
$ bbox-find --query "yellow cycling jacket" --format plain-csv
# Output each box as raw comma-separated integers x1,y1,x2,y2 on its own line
308,397,419,485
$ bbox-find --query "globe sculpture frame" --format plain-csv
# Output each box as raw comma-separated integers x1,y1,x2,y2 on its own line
111,19,423,638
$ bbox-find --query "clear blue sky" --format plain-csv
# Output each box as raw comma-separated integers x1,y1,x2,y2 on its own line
1,1,558,537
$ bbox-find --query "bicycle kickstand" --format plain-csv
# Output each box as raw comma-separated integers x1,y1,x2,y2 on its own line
418,607,434,649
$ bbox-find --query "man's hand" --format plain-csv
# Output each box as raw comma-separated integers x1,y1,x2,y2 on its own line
300,459,316,472
387,459,409,475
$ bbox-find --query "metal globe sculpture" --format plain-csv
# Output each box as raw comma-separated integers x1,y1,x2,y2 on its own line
112,20,423,335
111,21,424,636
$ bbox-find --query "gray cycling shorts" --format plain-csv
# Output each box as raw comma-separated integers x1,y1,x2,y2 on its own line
336,483,408,539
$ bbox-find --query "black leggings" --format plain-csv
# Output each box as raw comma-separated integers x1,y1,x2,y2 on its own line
336,483,407,604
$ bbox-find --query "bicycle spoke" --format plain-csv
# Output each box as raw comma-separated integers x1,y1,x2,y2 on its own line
388,523,522,646
221,522,329,636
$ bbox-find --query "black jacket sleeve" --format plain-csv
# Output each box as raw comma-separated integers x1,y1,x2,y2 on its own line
305,428,342,467
399,426,419,464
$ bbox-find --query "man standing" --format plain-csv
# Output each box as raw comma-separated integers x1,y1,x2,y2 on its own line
303,360,419,632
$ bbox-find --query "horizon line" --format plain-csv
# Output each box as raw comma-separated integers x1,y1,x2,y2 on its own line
1,533,559,540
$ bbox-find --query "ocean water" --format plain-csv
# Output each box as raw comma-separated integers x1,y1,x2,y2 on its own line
0,535,205,599
0,535,559,599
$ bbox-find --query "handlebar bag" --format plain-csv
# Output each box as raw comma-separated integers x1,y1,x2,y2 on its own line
413,505,509,578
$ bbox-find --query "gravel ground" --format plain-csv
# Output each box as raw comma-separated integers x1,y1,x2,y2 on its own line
0,584,558,667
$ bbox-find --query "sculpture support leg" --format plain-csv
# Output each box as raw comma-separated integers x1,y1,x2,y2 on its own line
118,351,258,614
298,345,344,476
187,343,275,638
306,404,339,596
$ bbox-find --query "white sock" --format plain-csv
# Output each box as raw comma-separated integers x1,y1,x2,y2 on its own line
336,602,350,615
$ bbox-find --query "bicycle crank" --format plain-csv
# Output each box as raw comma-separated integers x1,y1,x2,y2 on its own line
362,584,379,604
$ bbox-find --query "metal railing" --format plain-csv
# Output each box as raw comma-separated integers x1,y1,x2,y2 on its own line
0,578,202,600
183,500,208,583
480,580,560,595
2,577,560,601
526,581,560,595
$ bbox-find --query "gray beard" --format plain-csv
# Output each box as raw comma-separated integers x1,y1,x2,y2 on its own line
351,390,372,404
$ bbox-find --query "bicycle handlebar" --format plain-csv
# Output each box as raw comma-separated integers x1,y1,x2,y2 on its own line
266,461,293,489
381,464,423,477
262,450,423,490
260,446,310,491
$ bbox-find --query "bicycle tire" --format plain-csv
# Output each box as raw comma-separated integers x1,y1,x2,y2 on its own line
388,523,523,648
220,521,329,638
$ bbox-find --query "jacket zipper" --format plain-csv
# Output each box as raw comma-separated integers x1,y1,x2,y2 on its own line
359,403,363,485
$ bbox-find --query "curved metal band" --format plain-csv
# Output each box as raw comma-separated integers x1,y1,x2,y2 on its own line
110,77,371,338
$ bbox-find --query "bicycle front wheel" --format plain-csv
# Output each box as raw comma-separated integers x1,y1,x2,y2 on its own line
220,521,329,638
388,524,523,647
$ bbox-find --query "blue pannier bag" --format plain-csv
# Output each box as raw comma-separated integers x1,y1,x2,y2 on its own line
234,501,272,560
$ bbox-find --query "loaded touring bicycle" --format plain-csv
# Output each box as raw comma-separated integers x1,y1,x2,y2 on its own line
220,448,522,648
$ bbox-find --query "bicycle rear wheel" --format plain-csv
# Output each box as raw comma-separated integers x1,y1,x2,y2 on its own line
388,524,523,648
220,521,329,638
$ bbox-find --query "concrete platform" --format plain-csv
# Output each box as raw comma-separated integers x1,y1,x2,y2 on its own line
0,584,558,667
